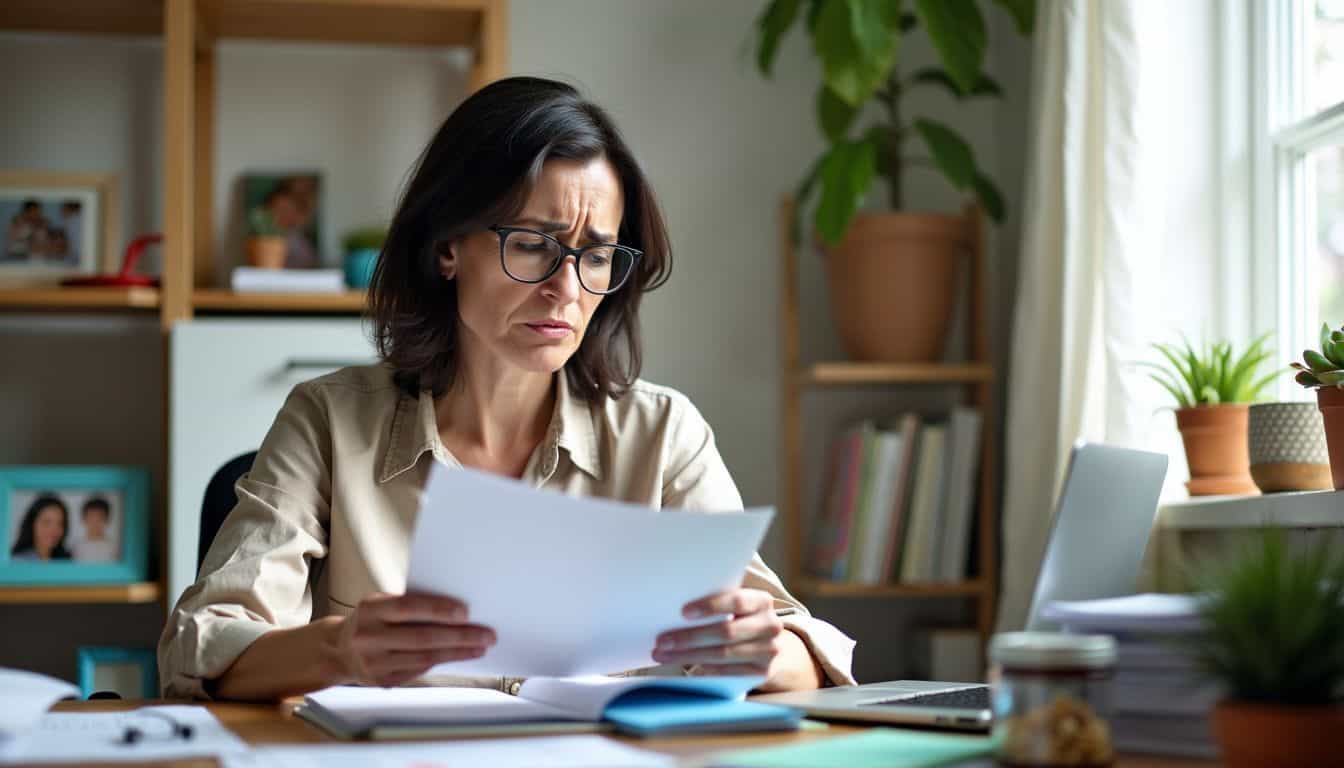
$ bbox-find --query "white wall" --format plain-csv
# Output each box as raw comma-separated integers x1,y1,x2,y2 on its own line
1,3,1031,684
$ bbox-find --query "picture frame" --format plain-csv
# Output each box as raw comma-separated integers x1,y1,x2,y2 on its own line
0,171,121,284
77,647,157,699
241,171,323,269
0,466,149,585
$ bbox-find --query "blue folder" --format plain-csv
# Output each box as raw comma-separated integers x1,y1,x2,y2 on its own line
603,689,802,737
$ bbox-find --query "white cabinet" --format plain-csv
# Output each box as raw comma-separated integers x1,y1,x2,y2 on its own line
168,318,377,604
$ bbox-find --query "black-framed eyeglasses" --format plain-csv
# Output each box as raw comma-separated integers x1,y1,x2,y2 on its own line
489,225,642,295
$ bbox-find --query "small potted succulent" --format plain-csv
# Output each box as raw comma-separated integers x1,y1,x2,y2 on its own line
1290,321,1344,490
1193,531,1344,767
341,226,387,290
1142,335,1276,496
245,207,286,269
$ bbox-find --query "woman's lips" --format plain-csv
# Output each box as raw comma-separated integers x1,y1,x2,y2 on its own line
525,321,572,339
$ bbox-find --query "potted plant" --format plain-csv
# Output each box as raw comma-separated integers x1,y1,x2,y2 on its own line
245,207,286,269
1193,531,1344,767
753,0,1034,363
1290,321,1344,490
341,226,387,290
1142,336,1276,496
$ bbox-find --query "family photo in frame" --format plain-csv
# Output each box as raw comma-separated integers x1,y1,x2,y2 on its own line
0,466,149,585
0,171,120,284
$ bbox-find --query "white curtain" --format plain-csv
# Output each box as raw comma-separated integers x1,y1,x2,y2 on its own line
997,0,1236,631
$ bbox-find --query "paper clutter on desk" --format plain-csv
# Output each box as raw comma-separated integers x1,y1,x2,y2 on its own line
0,668,78,742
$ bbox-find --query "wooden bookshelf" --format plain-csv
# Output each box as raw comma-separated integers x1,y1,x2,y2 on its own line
803,362,994,385
779,197,999,651
0,0,164,37
0,582,162,605
800,580,988,599
192,289,366,313
0,286,161,311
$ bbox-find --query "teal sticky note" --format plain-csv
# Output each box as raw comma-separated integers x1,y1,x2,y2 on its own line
710,728,999,768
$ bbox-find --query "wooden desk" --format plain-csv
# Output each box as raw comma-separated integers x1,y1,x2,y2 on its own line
51,700,1219,767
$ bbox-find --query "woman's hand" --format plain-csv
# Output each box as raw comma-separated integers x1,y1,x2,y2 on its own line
651,588,788,677
334,592,497,687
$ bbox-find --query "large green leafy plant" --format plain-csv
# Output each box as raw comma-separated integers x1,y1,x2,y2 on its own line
1190,531,1344,705
1141,335,1278,409
754,0,1035,244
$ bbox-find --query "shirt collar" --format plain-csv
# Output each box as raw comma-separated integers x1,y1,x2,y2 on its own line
378,373,603,484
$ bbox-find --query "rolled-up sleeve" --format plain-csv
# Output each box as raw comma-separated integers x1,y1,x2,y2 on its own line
660,396,857,687
158,382,333,699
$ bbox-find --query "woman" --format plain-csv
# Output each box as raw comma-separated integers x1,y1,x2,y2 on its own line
159,77,856,701
11,494,72,561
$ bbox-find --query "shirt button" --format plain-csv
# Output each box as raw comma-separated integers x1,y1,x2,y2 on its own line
508,681,522,695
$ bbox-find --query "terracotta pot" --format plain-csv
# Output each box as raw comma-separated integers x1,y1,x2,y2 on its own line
246,236,287,269
1175,405,1258,496
1319,386,1344,491
1247,402,1333,492
1213,700,1344,767
819,211,964,363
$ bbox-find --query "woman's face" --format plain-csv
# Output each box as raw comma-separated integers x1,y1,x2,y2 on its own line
441,157,624,376
33,504,65,557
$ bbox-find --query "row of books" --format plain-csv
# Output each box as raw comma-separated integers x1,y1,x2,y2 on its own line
807,408,982,584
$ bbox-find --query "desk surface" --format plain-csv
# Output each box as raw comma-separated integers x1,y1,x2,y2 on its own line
51,700,1220,767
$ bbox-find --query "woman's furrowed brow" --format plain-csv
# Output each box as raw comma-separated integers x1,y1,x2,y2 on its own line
513,217,615,244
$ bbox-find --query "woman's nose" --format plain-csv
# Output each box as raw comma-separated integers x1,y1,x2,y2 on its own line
541,255,582,301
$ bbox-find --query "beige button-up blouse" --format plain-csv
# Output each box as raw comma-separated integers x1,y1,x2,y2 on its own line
159,364,856,699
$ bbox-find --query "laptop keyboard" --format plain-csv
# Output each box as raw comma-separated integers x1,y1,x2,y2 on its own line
869,686,991,711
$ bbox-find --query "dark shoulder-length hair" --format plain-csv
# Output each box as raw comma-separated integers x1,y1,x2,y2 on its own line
369,76,672,402
11,493,71,559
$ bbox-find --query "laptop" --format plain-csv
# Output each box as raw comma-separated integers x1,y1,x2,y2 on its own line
751,442,1168,730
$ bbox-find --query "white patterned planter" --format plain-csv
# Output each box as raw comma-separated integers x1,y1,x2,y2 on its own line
1247,402,1332,492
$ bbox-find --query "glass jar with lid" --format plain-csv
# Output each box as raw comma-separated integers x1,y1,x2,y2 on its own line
989,632,1117,768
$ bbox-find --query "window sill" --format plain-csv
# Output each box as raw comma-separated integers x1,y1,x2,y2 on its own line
1158,489,1344,530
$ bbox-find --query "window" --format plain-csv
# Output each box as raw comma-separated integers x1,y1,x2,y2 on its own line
1260,0,1344,393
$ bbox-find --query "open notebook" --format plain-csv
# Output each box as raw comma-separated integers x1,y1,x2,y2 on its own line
296,676,801,740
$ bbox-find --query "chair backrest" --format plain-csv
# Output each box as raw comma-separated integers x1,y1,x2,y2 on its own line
198,451,257,574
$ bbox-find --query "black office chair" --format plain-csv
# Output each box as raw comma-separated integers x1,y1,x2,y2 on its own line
198,451,257,574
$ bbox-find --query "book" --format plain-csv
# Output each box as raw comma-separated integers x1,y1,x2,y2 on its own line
708,728,998,768
297,676,800,741
900,425,947,583
854,430,903,584
808,426,865,580
844,424,880,580
230,266,345,293
936,407,982,582
879,414,921,581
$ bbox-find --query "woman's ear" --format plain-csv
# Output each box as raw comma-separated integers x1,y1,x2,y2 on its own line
435,239,457,281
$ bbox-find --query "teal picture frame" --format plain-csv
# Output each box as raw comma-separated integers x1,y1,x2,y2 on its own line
0,466,149,585
77,646,157,699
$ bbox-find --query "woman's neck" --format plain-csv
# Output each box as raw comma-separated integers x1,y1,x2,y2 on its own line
434,353,555,476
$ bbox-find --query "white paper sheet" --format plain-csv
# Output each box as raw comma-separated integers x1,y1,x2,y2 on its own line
222,735,673,768
0,668,79,745
407,466,773,677
305,685,583,731
0,706,249,764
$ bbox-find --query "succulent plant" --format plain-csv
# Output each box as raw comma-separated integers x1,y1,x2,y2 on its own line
1141,334,1277,408
1188,530,1344,705
1291,322,1344,389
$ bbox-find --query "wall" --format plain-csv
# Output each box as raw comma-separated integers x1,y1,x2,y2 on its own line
0,2,1031,685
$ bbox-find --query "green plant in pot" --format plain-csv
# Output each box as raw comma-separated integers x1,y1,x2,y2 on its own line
1290,321,1344,490
1141,335,1276,496
342,226,387,290
1191,530,1344,767
246,207,287,269
753,0,1034,363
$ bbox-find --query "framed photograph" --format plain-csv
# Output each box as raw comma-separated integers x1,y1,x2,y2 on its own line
77,647,157,699
242,171,322,268
0,466,149,585
0,171,120,284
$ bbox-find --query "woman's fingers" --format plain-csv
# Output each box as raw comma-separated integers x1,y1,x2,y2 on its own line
655,608,782,653
355,623,497,654
363,592,470,624
681,588,773,621
364,647,489,686
653,636,781,667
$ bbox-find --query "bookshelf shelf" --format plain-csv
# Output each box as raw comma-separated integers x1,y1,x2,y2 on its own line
803,362,993,386
0,286,161,311
0,582,162,605
192,289,366,313
778,196,999,657
800,580,987,599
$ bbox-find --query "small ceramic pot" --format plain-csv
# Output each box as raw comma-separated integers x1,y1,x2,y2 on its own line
1175,404,1258,496
1214,700,1344,767
344,247,379,289
1247,402,1332,492
246,236,286,269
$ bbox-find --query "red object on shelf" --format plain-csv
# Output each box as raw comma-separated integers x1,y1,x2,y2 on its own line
60,234,162,288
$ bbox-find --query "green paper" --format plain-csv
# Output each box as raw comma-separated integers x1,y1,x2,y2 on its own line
710,728,998,768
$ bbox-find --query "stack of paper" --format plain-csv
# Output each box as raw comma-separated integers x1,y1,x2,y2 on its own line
230,267,345,293
1042,594,1219,758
